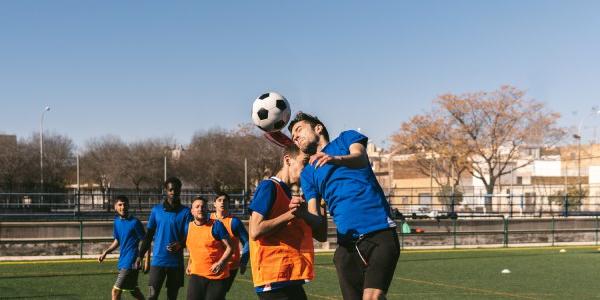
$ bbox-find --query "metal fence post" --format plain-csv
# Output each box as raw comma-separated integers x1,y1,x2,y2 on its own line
503,217,509,248
551,216,555,247
596,216,598,246
79,220,83,259
452,218,457,249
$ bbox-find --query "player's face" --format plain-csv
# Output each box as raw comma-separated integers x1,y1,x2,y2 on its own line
192,200,207,222
291,121,319,155
114,200,128,217
214,196,227,212
288,153,309,185
165,183,181,202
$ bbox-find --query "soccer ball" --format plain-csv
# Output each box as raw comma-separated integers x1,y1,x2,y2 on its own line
251,92,291,132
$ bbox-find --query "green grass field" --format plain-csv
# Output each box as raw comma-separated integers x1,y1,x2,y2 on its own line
2,246,600,299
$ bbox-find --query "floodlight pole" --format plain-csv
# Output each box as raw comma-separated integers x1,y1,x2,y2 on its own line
40,106,50,194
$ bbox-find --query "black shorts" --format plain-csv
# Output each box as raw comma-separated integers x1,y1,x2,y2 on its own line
149,266,185,290
187,274,228,300
333,227,400,300
257,284,307,300
114,269,139,291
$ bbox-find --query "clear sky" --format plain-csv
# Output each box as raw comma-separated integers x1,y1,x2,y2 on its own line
2,1,600,149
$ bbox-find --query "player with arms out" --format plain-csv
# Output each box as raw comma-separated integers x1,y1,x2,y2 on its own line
98,195,146,300
249,144,327,300
210,192,250,292
137,177,193,300
289,112,400,300
186,196,233,300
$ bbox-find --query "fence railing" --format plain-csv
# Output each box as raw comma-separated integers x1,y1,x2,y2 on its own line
0,190,247,220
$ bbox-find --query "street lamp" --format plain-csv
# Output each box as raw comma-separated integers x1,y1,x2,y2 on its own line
573,108,600,197
40,106,50,193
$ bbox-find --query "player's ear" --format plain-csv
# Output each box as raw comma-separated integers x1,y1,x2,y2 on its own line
283,154,292,167
314,124,323,135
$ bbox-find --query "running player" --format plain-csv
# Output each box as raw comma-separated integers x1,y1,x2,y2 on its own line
98,195,146,300
288,112,400,300
210,192,249,292
186,196,233,300
137,177,193,300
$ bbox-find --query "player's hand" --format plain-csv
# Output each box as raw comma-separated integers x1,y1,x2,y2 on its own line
210,261,225,274
98,252,106,263
289,196,307,216
166,242,182,253
309,152,336,168
239,264,247,275
143,258,150,274
186,264,192,276
133,257,142,270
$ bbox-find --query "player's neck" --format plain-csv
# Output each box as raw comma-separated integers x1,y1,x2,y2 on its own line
216,210,227,218
316,137,328,152
276,169,291,186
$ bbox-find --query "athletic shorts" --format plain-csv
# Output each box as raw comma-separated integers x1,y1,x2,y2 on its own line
187,274,228,300
257,284,307,300
114,269,139,291
149,266,185,290
333,227,400,300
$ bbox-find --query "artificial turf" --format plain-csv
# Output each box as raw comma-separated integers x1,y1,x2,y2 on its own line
1,246,599,299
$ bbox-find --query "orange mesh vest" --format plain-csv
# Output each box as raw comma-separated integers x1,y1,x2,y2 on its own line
250,179,314,287
186,219,230,280
210,212,241,270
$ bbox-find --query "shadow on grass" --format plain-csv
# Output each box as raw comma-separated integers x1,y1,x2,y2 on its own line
0,294,80,300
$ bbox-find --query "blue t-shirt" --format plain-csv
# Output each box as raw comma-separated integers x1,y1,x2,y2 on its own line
147,203,193,267
184,219,230,241
300,130,394,243
249,177,304,293
114,215,145,270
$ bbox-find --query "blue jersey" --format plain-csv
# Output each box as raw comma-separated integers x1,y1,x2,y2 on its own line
147,203,193,267
113,215,145,270
300,130,394,243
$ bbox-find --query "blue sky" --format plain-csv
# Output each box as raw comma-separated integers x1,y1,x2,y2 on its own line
1,1,600,149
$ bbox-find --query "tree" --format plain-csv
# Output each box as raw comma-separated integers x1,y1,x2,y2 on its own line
392,85,566,209
391,113,471,193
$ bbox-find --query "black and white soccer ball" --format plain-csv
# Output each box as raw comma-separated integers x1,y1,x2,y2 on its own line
251,92,291,132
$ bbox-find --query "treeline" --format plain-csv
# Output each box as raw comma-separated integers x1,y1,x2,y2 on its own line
0,124,282,193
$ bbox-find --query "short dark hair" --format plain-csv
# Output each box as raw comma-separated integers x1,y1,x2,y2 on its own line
287,112,329,141
216,192,230,203
193,196,207,202
164,177,182,189
114,195,129,205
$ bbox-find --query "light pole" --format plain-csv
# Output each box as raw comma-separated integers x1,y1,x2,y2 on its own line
40,106,50,194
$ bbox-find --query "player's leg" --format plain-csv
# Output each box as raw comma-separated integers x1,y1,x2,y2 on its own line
333,244,365,300
360,228,400,300
223,268,238,292
186,274,208,300
111,287,122,300
130,287,145,300
165,266,185,300
205,278,228,300
148,267,167,300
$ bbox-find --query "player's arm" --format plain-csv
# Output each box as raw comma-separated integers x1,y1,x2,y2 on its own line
291,197,327,242
233,218,250,274
186,256,192,275
311,142,369,169
249,209,296,240
211,236,233,274
211,222,233,274
98,239,119,263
